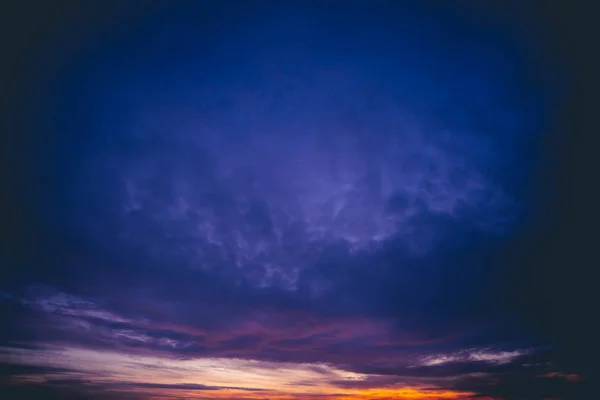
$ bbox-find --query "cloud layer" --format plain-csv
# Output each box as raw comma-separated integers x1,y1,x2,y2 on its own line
1,2,574,399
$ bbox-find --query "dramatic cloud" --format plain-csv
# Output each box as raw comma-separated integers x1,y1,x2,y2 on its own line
2,2,573,400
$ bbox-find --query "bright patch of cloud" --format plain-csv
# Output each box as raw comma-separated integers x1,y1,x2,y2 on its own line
419,348,531,366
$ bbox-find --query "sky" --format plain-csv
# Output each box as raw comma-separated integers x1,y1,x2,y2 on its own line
1,1,593,399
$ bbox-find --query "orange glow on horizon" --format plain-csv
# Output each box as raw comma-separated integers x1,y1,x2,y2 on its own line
129,386,477,400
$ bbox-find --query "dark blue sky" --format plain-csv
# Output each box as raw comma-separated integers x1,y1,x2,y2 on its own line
1,2,593,399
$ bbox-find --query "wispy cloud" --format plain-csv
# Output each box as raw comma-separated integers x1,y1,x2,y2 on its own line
419,348,531,367
0,1,567,400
